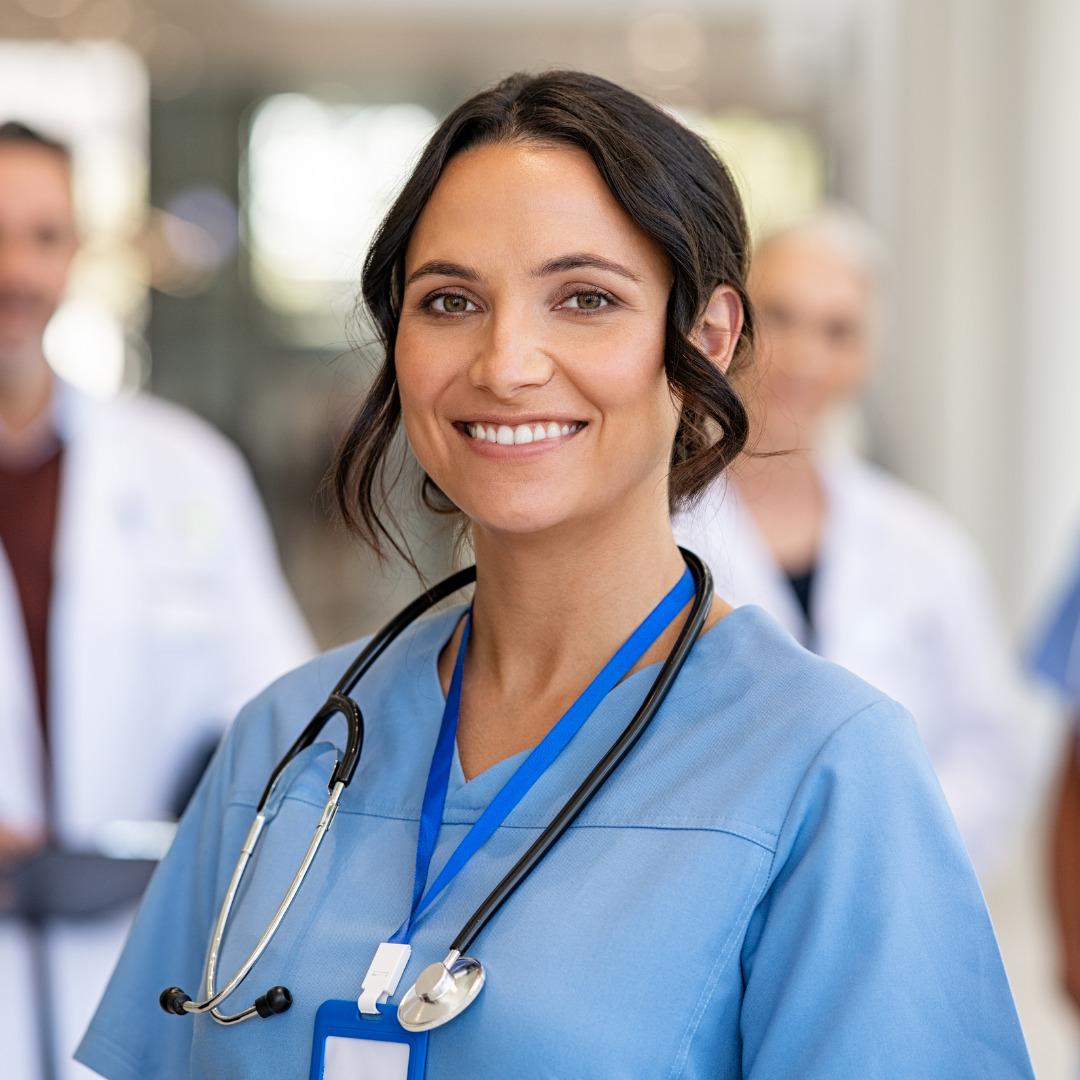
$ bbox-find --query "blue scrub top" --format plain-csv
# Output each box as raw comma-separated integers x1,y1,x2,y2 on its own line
77,605,1033,1079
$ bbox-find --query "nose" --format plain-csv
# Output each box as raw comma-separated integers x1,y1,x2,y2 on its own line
468,305,555,400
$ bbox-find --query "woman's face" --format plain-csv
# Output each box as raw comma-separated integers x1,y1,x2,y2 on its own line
747,237,870,443
395,141,677,539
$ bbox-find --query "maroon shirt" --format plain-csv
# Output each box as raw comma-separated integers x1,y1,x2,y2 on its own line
0,446,63,759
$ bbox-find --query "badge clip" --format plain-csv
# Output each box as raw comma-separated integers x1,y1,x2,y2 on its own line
358,942,412,1015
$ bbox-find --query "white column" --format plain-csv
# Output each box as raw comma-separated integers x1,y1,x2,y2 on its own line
841,0,1026,615
1019,0,1080,623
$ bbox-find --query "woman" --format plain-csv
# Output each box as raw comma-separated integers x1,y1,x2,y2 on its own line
674,208,1032,879
76,72,1031,1080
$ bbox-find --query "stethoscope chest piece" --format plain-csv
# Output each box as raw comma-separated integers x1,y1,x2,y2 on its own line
397,952,485,1032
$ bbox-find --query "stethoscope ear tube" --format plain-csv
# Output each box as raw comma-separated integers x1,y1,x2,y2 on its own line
447,548,712,956
257,696,363,811
254,565,479,811
335,566,478,700
324,695,364,790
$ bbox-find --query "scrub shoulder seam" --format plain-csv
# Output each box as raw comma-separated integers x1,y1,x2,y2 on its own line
222,795,776,850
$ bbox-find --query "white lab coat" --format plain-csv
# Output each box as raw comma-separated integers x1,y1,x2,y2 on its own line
673,453,1032,879
0,384,315,1080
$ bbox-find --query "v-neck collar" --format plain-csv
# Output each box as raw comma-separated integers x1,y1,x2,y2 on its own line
392,594,742,824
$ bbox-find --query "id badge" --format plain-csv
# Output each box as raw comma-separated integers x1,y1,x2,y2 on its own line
309,1000,429,1080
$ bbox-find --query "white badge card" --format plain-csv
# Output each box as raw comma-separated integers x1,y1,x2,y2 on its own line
310,1000,429,1080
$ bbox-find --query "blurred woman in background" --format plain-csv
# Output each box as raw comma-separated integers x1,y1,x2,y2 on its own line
675,208,1035,879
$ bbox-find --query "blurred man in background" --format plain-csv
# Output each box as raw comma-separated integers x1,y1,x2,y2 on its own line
0,121,314,1080
675,206,1036,879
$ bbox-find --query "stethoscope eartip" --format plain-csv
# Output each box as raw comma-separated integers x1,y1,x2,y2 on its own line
254,985,293,1018
160,987,192,1015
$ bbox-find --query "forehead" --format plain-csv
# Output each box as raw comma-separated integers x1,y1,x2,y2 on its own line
751,237,869,314
0,145,73,217
404,141,669,279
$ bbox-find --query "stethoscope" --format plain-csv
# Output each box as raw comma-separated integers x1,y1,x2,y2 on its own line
160,548,712,1032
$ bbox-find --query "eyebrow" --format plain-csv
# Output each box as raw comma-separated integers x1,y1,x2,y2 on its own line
535,253,643,283
404,252,644,288
405,260,481,287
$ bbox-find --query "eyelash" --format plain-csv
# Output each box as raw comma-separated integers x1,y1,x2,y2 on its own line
420,287,619,316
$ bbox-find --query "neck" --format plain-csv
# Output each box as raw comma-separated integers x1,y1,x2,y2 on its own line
0,347,53,435
469,499,686,688
446,484,706,780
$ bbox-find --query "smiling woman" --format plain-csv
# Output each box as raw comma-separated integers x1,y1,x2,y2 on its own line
335,73,752,563
77,72,1034,1080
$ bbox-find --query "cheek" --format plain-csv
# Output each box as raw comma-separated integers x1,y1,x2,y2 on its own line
580,340,677,443
395,327,450,418
46,256,72,291
761,355,796,401
759,337,799,384
20,258,74,312
394,342,447,462
825,349,868,398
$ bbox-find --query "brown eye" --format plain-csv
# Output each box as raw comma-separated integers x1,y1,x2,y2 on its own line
433,295,473,313
565,292,608,310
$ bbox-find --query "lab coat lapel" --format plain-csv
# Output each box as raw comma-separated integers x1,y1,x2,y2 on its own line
0,538,45,831
813,455,897,677
49,388,143,845
676,477,807,644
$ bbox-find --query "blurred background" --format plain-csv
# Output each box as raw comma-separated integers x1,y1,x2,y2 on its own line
1,0,1078,1072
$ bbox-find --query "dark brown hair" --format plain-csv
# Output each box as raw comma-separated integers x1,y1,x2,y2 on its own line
332,70,753,560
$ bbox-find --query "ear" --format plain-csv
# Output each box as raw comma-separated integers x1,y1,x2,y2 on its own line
697,284,744,374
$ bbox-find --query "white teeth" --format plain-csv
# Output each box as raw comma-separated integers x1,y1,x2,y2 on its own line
466,421,581,443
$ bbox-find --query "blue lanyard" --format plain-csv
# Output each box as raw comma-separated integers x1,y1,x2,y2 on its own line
389,565,695,945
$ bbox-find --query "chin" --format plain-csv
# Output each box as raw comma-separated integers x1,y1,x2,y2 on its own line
468,510,570,538
460,492,590,539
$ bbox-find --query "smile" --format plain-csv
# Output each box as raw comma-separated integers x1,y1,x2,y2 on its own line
464,421,585,445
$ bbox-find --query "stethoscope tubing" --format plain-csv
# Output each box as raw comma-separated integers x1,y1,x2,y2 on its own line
448,549,712,955
334,566,479,701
